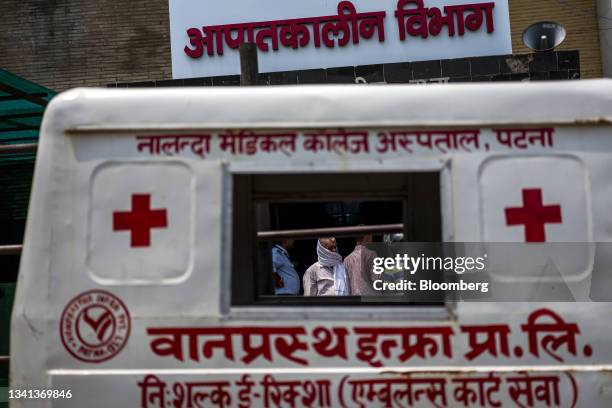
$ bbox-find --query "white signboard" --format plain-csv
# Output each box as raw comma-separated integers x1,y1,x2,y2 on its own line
168,0,512,79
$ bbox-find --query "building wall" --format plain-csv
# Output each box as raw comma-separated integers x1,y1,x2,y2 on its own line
113,51,581,87
596,0,612,77
509,0,602,78
1,0,172,91
0,0,604,91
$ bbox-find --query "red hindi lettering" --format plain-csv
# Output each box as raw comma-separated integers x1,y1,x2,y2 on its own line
170,382,186,408
354,326,454,367
447,2,495,36
301,380,332,408
233,327,308,365
260,375,332,408
183,26,220,57
527,128,554,147
347,378,394,407
189,135,212,158
136,134,211,158
138,375,167,408
396,0,429,39
184,1,386,59
464,2,495,34
219,130,297,156
454,130,481,152
184,27,204,58
147,327,202,362
304,130,370,154
136,135,161,155
353,329,390,367
239,329,274,364
273,329,309,366
376,131,416,153
495,128,555,149
256,22,280,52
201,329,235,361
396,0,495,40
460,324,511,360
521,308,580,362
321,1,359,47
411,377,447,408
429,6,456,36
506,372,561,408
312,326,349,359
223,24,253,49
397,327,454,361
236,374,257,408
279,21,311,49
173,381,232,408
452,373,502,407
348,376,448,408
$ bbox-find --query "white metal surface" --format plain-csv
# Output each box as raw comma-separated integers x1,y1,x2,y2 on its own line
10,80,612,407
53,81,612,131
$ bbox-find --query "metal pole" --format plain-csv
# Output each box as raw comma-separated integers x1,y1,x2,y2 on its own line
1,226,403,253
257,224,403,240
0,245,22,256
0,143,37,154
239,43,259,86
0,83,49,106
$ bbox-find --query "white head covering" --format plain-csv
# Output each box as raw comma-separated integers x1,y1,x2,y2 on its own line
317,240,342,266
317,240,349,296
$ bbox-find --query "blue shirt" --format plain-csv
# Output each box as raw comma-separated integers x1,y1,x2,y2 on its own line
272,245,300,295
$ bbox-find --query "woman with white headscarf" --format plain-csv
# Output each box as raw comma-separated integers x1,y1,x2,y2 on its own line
303,238,350,296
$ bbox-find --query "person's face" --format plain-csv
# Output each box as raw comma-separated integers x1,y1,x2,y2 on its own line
282,239,295,250
322,238,337,252
362,234,373,244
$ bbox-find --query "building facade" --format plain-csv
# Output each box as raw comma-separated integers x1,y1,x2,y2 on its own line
1,0,608,91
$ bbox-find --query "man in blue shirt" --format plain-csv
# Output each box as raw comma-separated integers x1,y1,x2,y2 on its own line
272,239,300,295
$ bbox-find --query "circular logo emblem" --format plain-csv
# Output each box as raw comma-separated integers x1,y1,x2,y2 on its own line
60,290,131,363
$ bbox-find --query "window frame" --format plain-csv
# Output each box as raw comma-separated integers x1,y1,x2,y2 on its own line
222,160,454,321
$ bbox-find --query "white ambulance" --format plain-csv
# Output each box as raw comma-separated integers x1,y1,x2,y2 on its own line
10,80,612,407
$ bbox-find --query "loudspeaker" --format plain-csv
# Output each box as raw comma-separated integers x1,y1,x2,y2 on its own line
522,22,567,52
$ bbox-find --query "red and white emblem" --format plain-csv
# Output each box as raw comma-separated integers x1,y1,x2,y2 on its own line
504,188,562,243
479,156,592,282
88,163,193,284
60,290,131,363
113,193,168,247
480,156,590,243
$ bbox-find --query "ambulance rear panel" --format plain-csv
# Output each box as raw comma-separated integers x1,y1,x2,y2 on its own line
10,81,612,407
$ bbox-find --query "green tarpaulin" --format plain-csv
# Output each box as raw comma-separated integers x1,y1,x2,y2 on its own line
0,69,55,223
0,69,54,386
0,69,55,149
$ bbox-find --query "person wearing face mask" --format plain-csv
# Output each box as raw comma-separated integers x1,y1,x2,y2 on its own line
303,237,350,296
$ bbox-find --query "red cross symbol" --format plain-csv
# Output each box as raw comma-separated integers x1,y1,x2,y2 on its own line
113,194,168,247
505,188,562,243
